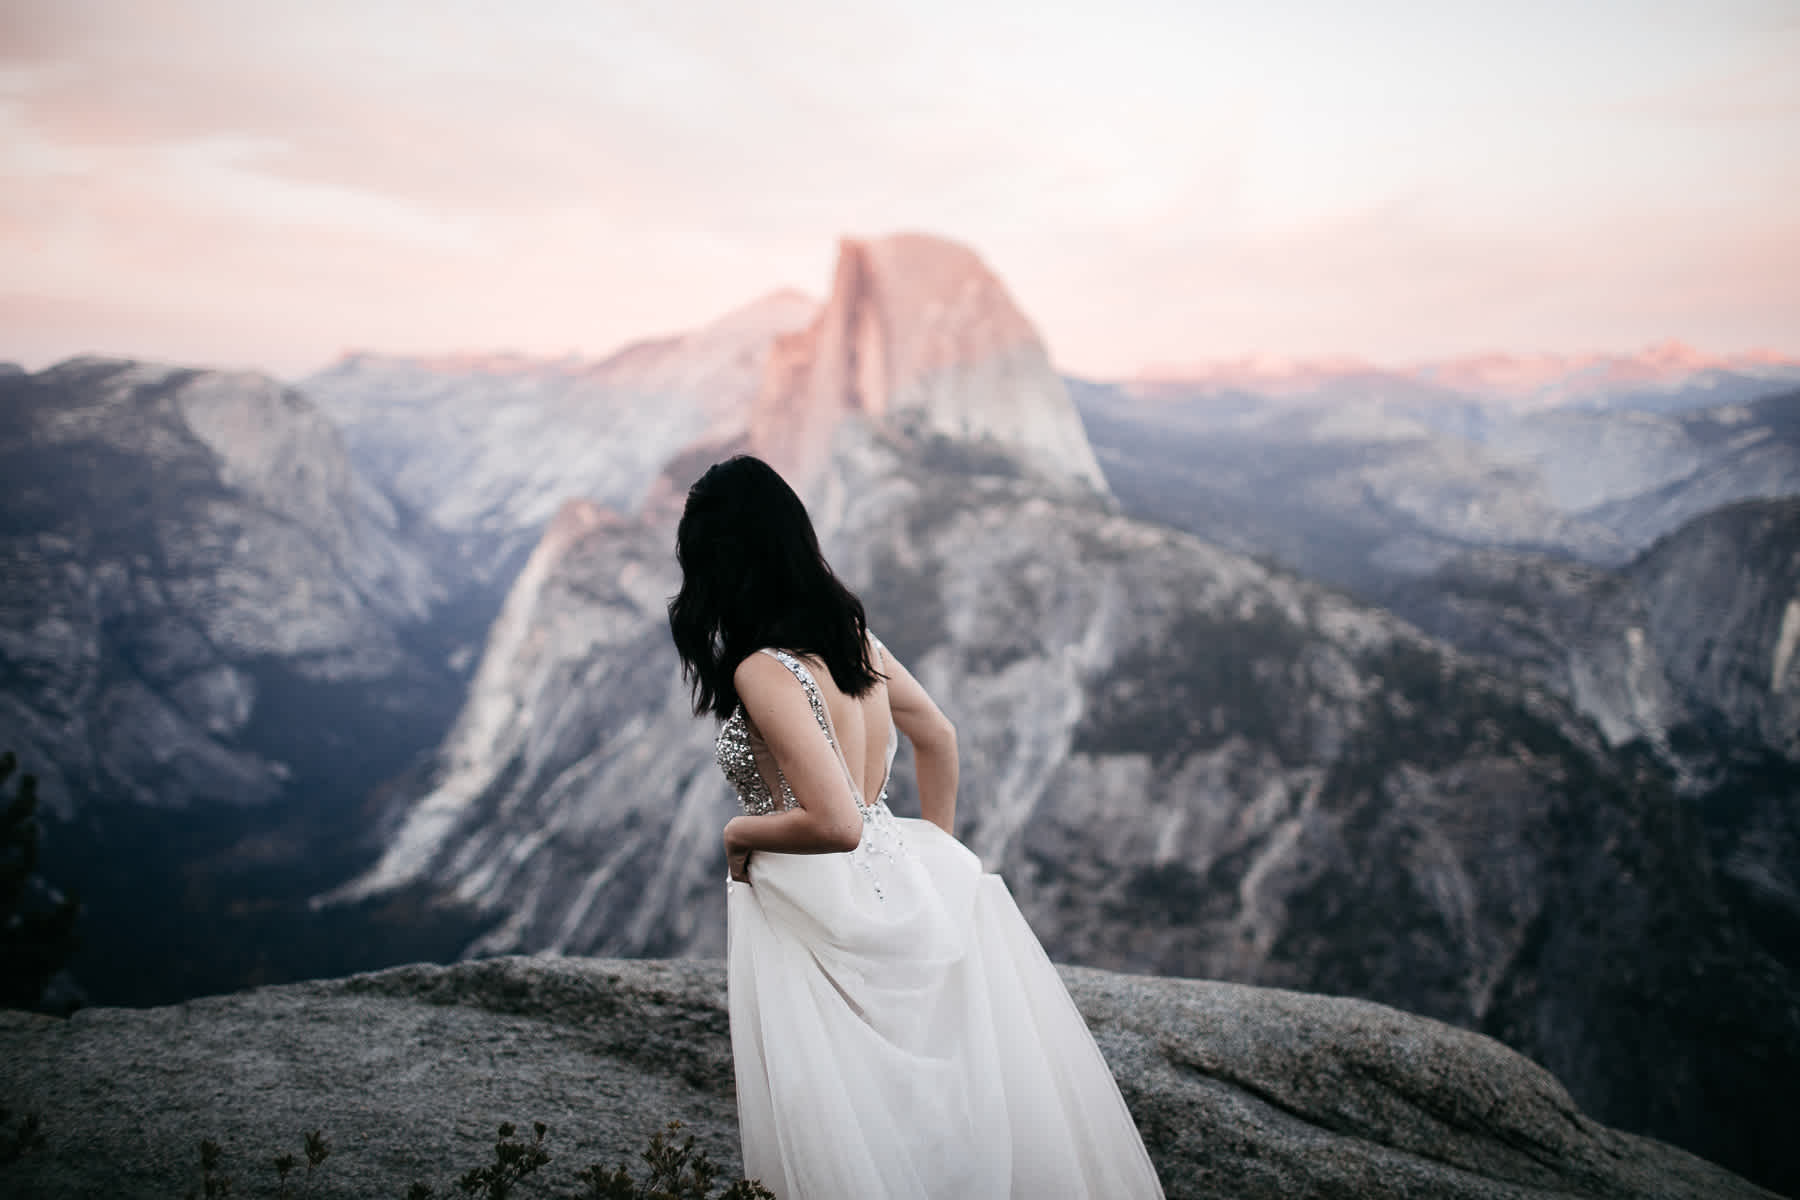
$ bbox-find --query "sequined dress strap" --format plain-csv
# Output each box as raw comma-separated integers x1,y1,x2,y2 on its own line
758,648,866,807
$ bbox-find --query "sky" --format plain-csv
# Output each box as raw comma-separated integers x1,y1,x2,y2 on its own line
2,0,1797,380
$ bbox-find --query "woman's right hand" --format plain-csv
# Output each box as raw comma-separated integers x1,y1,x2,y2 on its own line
724,817,753,883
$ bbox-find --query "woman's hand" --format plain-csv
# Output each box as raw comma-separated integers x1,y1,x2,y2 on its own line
724,817,753,883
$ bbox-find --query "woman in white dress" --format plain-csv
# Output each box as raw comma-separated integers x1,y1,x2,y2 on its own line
669,456,1164,1199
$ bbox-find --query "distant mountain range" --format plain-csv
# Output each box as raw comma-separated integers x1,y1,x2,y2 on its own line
1079,379,1800,587
1131,341,1800,415
2,235,1796,1191
304,289,818,568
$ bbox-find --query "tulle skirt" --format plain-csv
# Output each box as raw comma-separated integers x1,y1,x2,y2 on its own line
726,807,1165,1199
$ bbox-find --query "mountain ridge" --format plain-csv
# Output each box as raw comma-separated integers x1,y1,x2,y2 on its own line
748,233,1108,492
1132,341,1800,413
0,357,486,1004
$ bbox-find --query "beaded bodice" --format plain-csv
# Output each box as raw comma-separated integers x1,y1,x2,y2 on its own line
716,646,898,819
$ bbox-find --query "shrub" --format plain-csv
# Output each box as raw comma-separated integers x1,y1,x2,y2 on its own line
572,1122,774,1200
0,750,82,1011
182,1128,329,1200
407,1119,773,1200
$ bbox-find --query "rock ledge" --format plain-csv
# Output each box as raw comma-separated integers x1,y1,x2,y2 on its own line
1,956,1772,1199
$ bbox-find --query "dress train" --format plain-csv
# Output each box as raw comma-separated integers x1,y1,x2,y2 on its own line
727,813,1164,1198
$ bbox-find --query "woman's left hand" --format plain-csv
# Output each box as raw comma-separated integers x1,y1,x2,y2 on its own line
724,818,752,883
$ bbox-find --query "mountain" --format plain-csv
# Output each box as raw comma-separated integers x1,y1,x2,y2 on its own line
1079,382,1800,595
302,290,818,564
1630,497,1800,759
1134,342,1800,417
0,358,488,1004
324,229,1109,920
1076,381,1628,592
1474,389,1800,533
1571,391,1800,545
1386,495,1800,764
313,494,696,945
1382,498,1800,986
323,427,1795,1186
747,234,1106,493
303,232,1107,555
3,956,1776,1199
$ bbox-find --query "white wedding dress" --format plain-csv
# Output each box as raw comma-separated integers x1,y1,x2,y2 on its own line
721,644,1165,1199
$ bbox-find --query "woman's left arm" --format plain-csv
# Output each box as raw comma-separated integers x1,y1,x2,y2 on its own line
723,654,864,880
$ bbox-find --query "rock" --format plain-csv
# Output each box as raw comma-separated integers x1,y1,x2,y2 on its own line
1631,497,1800,757
302,290,818,564
0,357,480,1005
0,955,1773,1199
0,357,460,818
1381,496,1800,768
749,234,1107,493
1379,500,1800,1107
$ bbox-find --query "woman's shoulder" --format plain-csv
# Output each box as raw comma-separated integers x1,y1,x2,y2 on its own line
734,631,881,697
733,646,810,691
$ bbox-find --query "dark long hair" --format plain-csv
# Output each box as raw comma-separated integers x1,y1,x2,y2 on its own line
668,455,881,719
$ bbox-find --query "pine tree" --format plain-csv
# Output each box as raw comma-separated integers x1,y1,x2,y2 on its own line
0,751,81,1011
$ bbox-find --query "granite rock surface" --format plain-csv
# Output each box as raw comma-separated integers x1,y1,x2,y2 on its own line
1,955,1775,1200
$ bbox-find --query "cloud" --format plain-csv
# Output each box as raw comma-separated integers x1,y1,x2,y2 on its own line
1591,16,1800,129
0,0,1795,376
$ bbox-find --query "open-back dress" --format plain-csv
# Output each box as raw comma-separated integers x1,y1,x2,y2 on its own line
719,638,1165,1198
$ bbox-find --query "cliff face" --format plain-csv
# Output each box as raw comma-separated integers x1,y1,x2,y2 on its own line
750,235,1106,493
303,290,817,561
1382,499,1800,1029
0,359,453,817
1630,497,1800,756
1386,498,1800,761
315,498,719,952
0,955,1776,1200
315,495,704,937
0,358,479,1004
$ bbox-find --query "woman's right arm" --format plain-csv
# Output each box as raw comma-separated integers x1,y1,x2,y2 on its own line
883,650,958,835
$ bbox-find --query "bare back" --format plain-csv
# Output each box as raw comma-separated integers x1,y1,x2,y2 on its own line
790,639,897,808
724,632,957,834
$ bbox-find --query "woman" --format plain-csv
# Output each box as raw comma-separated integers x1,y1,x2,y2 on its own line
669,455,1164,1199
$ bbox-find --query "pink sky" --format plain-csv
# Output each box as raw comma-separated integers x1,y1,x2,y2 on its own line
2,0,1797,380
